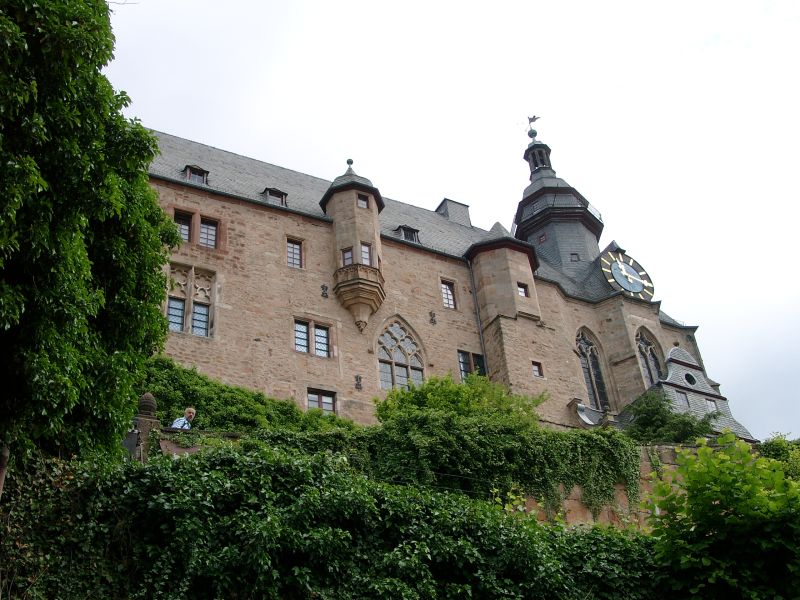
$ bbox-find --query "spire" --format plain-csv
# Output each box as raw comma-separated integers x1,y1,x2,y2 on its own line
523,118,553,175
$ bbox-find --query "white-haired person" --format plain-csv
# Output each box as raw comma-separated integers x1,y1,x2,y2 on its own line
171,407,196,430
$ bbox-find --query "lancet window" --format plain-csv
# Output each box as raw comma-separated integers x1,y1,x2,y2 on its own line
576,331,609,411
636,330,664,387
377,321,424,390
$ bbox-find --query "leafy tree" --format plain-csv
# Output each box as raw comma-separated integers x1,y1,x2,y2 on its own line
621,389,715,444
758,434,800,479
0,0,179,494
648,432,800,598
375,373,543,424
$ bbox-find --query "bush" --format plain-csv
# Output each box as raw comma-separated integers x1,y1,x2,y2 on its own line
758,434,800,479
142,356,355,433
1,448,657,599
621,389,715,444
648,432,800,599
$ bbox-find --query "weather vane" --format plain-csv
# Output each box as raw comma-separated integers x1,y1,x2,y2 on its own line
527,115,540,139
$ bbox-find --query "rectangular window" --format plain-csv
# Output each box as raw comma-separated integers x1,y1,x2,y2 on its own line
458,350,471,380
532,361,544,378
287,239,302,268
186,167,207,184
357,194,369,209
538,233,547,244
394,364,409,390
199,218,218,249
174,212,191,242
570,253,580,262
314,325,330,357
191,303,210,336
441,280,456,309
167,297,185,332
342,247,353,266
517,283,529,297
676,390,690,409
307,389,336,415
706,398,717,413
294,320,309,352
360,243,371,266
458,351,485,381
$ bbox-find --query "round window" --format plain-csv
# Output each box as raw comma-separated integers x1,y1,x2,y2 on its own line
684,373,697,386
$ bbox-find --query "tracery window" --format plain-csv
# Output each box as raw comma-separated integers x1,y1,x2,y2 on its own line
636,330,664,387
168,264,215,338
377,321,424,390
576,331,609,411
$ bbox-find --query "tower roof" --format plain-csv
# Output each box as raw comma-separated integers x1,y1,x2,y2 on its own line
320,159,385,213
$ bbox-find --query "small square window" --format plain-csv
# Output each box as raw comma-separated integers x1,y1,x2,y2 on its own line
174,212,191,243
199,219,218,249
357,194,369,209
676,390,690,409
360,242,371,266
307,389,336,415
192,303,210,337
570,253,580,262
167,297,185,332
538,233,547,244
532,361,544,378
517,283,529,297
264,188,287,206
287,239,302,268
441,280,456,309
706,398,717,413
398,226,419,243
342,248,353,266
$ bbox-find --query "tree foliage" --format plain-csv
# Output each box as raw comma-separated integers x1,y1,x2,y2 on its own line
648,432,800,599
621,390,715,444
758,434,800,480
1,448,658,599
0,0,179,457
143,356,355,433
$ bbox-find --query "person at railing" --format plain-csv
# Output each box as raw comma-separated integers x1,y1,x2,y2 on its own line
171,407,196,430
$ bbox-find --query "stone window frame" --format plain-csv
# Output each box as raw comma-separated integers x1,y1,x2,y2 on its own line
342,247,353,267
357,193,369,209
377,320,424,391
575,329,610,411
636,329,664,387
174,211,192,243
287,238,303,269
457,350,485,381
199,218,218,249
307,388,336,415
294,318,334,358
440,279,456,310
167,264,215,338
170,207,225,251
360,242,372,266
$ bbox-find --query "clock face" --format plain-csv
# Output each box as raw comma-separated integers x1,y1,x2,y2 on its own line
601,251,654,300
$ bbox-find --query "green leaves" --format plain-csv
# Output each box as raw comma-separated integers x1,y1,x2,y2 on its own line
1,449,657,599
647,432,800,598
621,389,715,444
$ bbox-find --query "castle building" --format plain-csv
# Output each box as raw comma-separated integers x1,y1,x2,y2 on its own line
150,126,752,439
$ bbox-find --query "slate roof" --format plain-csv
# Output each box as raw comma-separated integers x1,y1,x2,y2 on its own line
149,130,690,329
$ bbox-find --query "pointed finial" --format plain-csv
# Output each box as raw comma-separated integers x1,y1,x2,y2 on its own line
345,158,355,174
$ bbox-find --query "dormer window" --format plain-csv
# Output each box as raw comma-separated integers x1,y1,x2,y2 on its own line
263,187,287,207
184,165,208,185
396,226,419,243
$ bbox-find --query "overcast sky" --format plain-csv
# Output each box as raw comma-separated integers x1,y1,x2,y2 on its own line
105,0,799,440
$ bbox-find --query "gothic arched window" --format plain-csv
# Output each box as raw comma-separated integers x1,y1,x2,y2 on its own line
378,321,424,390
576,331,610,411
636,330,664,387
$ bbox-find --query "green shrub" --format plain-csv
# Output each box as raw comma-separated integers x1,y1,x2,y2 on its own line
1,448,657,599
758,434,800,479
648,432,800,599
141,356,355,433
621,389,715,444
